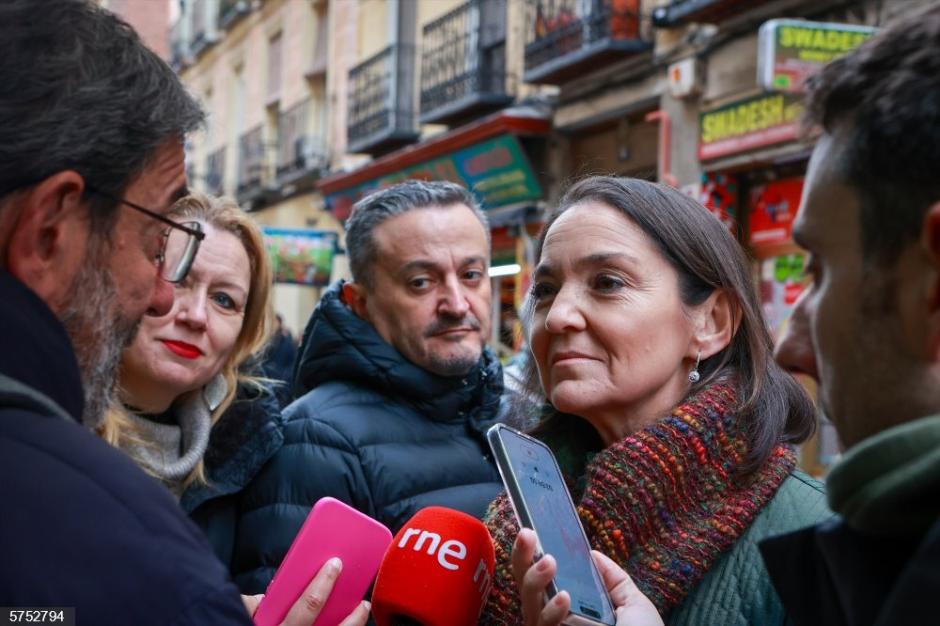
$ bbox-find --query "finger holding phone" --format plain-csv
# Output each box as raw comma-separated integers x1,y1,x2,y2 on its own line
488,424,616,626
243,557,371,626
511,529,662,626
489,424,662,626
245,497,391,626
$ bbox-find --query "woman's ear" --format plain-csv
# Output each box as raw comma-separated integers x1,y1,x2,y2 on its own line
691,289,739,360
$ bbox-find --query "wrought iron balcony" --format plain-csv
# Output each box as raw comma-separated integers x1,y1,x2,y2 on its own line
652,0,776,27
169,17,190,72
420,0,513,125
219,0,251,29
276,99,327,188
205,146,226,196
185,160,197,190
190,0,219,57
524,0,651,85
347,44,420,156
191,0,208,49
236,125,267,202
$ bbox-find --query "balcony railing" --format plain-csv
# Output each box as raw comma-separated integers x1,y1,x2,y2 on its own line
276,99,327,183
420,0,512,125
219,0,251,29
192,0,207,46
185,161,197,189
652,0,775,27
169,17,190,71
236,125,266,197
347,44,420,156
524,0,651,84
190,0,219,57
205,146,226,196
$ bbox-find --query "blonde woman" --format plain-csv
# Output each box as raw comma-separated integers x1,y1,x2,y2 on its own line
100,194,286,565
103,192,368,624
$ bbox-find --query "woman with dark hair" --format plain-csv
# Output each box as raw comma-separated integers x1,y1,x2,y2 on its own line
480,176,830,626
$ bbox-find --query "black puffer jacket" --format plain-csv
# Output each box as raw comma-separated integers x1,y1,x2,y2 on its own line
230,281,507,593
183,381,284,571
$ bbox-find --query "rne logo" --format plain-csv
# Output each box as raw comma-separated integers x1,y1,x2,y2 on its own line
397,527,492,597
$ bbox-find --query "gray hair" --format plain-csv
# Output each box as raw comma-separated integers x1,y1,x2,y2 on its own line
345,180,491,289
0,0,204,233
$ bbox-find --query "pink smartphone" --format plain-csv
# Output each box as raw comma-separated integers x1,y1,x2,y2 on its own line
253,497,393,626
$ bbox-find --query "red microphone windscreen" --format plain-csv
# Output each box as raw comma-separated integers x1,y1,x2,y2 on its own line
371,507,496,626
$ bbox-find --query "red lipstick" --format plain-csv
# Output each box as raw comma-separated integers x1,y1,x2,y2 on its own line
161,339,202,360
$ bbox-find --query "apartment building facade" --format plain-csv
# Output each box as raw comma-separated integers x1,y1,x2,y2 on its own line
172,0,333,330
170,0,930,471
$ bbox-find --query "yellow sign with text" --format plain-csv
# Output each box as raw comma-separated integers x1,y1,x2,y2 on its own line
758,19,876,92
699,93,803,160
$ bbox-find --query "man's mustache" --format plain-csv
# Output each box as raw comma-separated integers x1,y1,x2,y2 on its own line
424,314,482,337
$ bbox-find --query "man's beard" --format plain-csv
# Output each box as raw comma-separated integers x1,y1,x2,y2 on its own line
60,250,141,428
423,312,484,377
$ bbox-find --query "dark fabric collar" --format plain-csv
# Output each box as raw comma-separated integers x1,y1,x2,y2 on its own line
0,270,84,422
179,382,284,513
293,280,504,424
826,414,940,534
759,514,930,626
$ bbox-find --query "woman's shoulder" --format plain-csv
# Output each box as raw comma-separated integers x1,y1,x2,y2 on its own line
750,468,832,538
778,468,826,497
668,470,830,626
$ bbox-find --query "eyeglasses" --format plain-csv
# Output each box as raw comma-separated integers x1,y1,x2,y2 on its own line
86,187,205,283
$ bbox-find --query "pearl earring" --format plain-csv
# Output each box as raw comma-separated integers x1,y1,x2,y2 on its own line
688,351,701,383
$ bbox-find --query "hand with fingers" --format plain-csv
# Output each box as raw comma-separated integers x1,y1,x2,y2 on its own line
241,557,371,626
512,528,663,626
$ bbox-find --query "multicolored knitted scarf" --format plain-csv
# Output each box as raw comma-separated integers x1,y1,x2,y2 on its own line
479,382,797,624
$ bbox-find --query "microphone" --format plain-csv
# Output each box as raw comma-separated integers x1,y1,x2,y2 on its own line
371,507,496,626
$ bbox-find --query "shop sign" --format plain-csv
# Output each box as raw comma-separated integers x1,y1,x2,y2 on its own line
681,172,737,232
758,19,875,92
325,134,543,220
263,228,337,286
749,177,804,249
699,93,803,160
760,252,809,341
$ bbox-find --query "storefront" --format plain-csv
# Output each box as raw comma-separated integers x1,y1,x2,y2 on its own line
690,18,877,474
695,17,876,339
695,90,810,342
317,108,551,357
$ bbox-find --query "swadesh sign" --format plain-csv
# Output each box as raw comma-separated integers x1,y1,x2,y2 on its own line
758,19,876,92
699,93,804,160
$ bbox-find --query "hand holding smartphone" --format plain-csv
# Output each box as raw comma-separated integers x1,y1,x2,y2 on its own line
252,497,393,626
487,424,616,626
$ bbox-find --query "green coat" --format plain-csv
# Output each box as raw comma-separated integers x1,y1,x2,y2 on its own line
668,470,832,626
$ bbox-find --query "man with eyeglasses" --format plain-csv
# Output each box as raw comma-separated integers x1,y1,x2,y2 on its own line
0,3,362,626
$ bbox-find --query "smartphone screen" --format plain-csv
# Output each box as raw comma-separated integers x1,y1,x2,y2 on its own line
489,425,616,626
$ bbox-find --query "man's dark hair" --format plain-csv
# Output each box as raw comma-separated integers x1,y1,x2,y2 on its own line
345,179,490,289
0,0,204,231
805,2,940,266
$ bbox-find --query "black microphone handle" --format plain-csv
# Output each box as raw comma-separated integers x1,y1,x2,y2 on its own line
389,616,423,626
